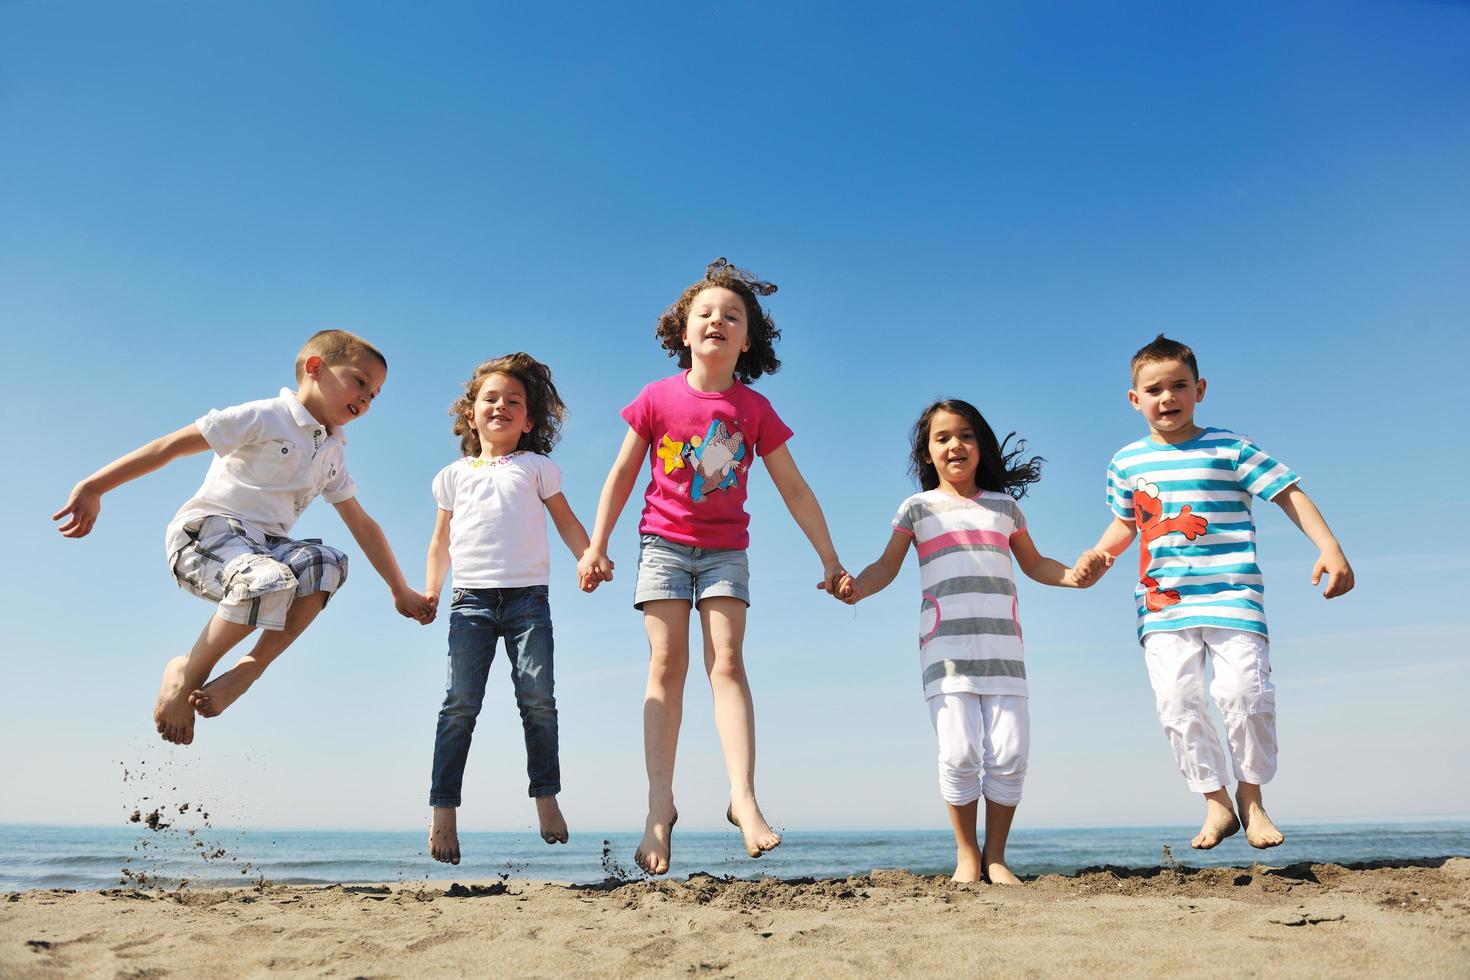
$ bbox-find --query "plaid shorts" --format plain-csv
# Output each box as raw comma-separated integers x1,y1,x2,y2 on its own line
170,515,349,631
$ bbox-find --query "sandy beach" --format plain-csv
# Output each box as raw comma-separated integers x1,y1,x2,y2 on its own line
3,858,1467,978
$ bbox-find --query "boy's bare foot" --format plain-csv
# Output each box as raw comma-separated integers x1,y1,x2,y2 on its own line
634,807,677,875
535,796,568,844
153,656,196,745
983,858,1023,885
187,664,259,718
1237,787,1285,849
1191,794,1240,849
726,797,781,858
429,807,460,865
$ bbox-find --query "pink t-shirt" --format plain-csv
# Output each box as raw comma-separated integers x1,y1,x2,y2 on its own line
620,372,793,550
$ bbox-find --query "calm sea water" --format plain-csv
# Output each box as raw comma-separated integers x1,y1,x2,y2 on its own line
3,821,1467,891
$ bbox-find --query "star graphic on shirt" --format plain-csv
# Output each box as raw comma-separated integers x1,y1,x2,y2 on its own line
657,434,687,475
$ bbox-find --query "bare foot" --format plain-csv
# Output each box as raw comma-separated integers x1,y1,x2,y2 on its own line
536,796,568,844
1237,790,1285,849
952,847,983,883
726,798,781,858
154,656,196,745
1191,796,1241,849
634,807,677,875
429,807,460,865
187,663,259,718
984,858,1023,885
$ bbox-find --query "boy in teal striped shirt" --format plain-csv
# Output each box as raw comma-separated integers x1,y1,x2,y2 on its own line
1085,335,1354,851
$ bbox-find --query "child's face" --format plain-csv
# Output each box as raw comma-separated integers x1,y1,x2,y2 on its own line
682,287,750,370
473,372,533,454
1130,358,1206,443
301,351,387,430
927,410,980,493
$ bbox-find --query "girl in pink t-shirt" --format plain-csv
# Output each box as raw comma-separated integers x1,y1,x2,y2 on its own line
579,258,849,876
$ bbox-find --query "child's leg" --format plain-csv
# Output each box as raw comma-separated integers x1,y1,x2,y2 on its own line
929,692,985,881
427,590,500,865
944,800,983,883
636,598,691,875
155,613,255,744
1203,629,1282,848
1142,629,1240,849
503,588,566,845
699,596,780,857
188,536,349,719
978,694,1028,885
188,591,327,718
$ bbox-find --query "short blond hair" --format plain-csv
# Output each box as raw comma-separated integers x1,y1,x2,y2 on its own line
295,329,387,382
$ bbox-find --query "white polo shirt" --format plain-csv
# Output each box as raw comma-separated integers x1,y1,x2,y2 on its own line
164,388,357,560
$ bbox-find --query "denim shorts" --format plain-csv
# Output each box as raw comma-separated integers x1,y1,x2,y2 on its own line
633,533,750,609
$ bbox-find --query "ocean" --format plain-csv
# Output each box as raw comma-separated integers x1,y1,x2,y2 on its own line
3,821,1467,892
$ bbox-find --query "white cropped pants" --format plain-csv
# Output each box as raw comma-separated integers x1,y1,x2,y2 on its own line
927,692,1029,807
1142,627,1277,793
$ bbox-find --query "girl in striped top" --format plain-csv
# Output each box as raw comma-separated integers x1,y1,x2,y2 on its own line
829,400,1106,884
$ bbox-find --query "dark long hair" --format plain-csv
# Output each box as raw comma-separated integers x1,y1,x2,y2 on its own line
654,257,782,383
909,399,1043,499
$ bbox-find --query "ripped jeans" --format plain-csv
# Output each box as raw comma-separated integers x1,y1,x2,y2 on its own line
171,515,349,631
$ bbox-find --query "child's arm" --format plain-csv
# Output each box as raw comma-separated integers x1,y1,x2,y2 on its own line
1091,516,1137,559
1273,484,1355,598
544,493,597,592
423,509,452,614
53,424,210,537
762,444,848,593
828,530,912,604
1012,530,1101,588
577,428,649,587
333,497,436,623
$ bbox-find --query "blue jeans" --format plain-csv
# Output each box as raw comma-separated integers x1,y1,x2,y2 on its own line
429,586,560,807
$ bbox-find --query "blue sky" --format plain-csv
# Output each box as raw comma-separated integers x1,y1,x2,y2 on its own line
3,1,1467,835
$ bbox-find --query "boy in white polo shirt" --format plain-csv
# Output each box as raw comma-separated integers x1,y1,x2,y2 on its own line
54,329,435,746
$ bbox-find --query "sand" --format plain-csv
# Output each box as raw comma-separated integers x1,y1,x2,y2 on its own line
3,858,1468,978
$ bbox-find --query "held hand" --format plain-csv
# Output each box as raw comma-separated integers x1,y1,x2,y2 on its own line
577,550,614,592
395,588,437,624
1069,549,1115,588
52,482,102,538
819,560,850,598
577,561,610,593
1312,550,1355,599
816,572,858,603
423,590,441,620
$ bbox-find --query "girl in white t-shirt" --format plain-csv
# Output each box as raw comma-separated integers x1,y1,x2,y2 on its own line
423,353,596,866
829,399,1107,884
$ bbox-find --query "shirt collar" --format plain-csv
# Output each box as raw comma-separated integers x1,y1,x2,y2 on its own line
278,387,345,443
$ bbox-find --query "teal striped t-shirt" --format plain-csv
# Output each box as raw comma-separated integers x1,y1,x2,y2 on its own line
1106,428,1299,642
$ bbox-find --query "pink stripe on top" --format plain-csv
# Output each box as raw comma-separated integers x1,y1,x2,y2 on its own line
913,528,1011,560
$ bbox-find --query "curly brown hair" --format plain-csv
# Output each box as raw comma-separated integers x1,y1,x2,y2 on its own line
654,257,782,383
449,352,567,457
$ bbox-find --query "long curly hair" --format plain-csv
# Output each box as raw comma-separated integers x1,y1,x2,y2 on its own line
910,399,1043,499
654,257,782,383
450,352,566,457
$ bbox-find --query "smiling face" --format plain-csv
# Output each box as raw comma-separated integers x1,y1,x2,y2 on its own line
682,286,751,373
926,409,981,496
300,350,387,430
1130,357,1206,444
472,371,534,457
